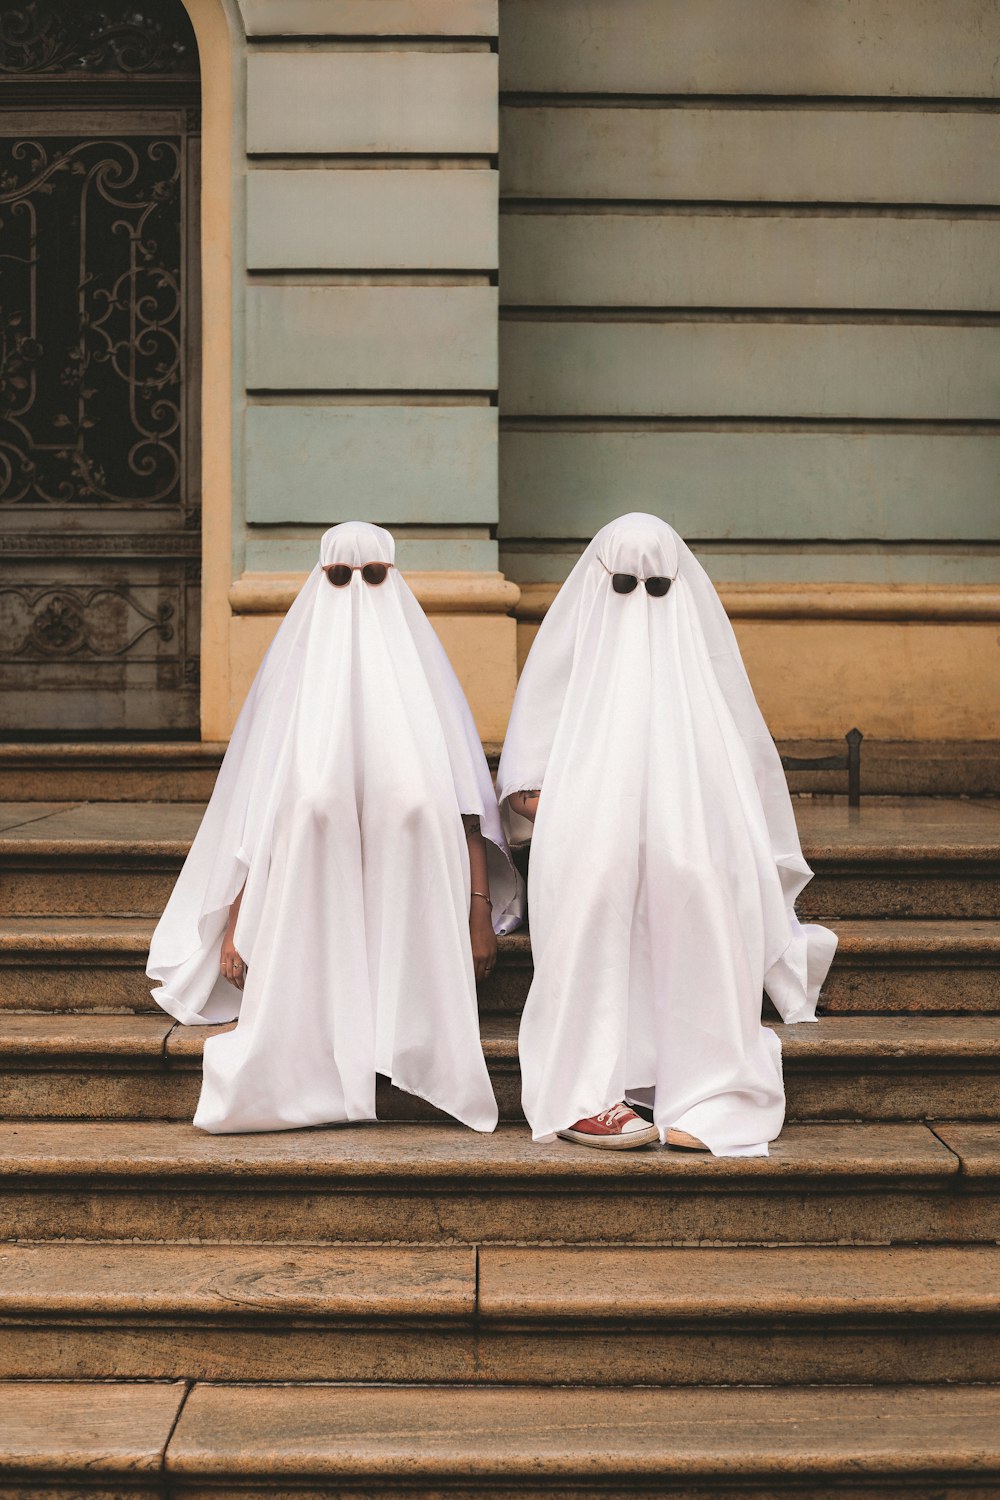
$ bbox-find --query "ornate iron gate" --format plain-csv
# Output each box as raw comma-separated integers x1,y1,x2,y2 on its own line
0,1,201,736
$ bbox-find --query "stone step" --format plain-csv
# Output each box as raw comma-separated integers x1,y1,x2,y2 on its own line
0,745,504,805
3,916,999,1017
1,1241,997,1386
0,743,226,803
2,1013,998,1124
2,797,998,918
0,1119,991,1245
3,740,996,803
4,1379,997,1497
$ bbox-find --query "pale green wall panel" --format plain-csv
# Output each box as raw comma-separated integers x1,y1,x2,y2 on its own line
247,52,498,155
246,405,497,523
248,170,498,270
248,534,500,573
247,286,498,389
241,0,497,35
500,543,1000,586
500,215,1000,310
499,432,1000,540
500,107,1000,204
500,322,1000,420
500,0,1000,96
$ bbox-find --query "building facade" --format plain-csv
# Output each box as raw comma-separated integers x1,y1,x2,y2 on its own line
3,0,998,746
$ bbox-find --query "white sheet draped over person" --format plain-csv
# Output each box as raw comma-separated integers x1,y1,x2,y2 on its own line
497,513,836,1157
147,521,523,1135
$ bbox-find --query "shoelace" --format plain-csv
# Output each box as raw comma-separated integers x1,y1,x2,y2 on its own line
594,1102,635,1129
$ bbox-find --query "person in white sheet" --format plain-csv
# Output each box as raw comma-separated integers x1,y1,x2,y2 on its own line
497,514,836,1157
148,521,523,1135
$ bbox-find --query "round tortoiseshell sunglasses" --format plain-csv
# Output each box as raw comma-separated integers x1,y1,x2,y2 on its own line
598,558,673,597
324,562,394,587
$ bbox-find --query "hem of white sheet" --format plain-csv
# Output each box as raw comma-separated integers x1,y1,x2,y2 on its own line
378,1072,498,1136
149,983,239,1028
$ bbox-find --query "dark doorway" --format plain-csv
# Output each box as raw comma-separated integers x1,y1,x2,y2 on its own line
0,0,201,737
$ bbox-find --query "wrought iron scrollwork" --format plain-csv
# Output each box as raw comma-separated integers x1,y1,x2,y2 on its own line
0,133,188,510
0,1,197,76
0,583,177,659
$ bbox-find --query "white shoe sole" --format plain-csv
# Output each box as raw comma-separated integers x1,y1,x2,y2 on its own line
557,1123,661,1150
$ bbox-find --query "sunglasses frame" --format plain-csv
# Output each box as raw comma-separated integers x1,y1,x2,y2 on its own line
598,558,674,597
323,562,394,587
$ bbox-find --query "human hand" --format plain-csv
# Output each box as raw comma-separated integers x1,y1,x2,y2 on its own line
470,903,497,983
220,929,246,989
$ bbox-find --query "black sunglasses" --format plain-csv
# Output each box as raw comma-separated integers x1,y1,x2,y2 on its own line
599,560,673,597
324,562,393,587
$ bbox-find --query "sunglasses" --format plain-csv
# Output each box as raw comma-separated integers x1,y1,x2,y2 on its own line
324,562,393,588
599,559,673,597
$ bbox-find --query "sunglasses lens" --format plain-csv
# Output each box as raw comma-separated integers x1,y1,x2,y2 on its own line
645,576,672,597
361,563,389,586
326,565,352,587
612,573,639,594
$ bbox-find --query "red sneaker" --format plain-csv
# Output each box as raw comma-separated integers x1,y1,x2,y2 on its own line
557,1101,660,1150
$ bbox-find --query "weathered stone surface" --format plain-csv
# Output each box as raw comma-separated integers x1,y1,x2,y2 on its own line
501,214,1000,311
166,1382,1000,1483
3,1013,998,1123
0,918,156,1011
0,744,224,803
10,914,995,1017
0,1379,185,1474
499,322,1000,422
241,0,497,36
499,0,1000,97
0,1121,969,1246
0,804,78,834
479,1244,1000,1320
0,1014,171,1060
931,1122,1000,1178
247,52,498,155
499,431,1000,548
500,106,1000,204
245,405,497,526
0,1244,997,1385
247,285,497,392
3,796,997,920
0,1242,473,1318
820,919,1000,1013
249,169,497,270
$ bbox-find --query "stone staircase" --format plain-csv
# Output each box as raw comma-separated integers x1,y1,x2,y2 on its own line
1,746,999,1495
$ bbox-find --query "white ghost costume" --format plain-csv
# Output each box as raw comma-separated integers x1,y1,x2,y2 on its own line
148,522,523,1135
497,514,836,1157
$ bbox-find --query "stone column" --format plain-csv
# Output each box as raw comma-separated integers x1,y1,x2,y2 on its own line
219,0,515,739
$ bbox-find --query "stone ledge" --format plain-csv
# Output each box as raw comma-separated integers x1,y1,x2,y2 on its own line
515,581,1000,622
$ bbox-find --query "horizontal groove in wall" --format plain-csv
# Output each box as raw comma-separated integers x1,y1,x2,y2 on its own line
499,416,1000,435
248,271,496,286
500,92,1000,113
498,308,1000,326
246,155,495,170
248,391,495,407
249,38,494,52
499,200,1000,220
501,538,1000,554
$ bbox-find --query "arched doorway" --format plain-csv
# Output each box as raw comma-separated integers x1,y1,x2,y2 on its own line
0,0,201,737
